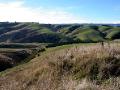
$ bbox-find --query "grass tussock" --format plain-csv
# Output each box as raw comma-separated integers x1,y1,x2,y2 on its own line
0,43,120,90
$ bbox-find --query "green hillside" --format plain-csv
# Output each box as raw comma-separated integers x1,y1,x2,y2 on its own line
0,22,120,44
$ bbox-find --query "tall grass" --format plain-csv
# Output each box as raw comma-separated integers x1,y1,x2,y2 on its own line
0,43,120,90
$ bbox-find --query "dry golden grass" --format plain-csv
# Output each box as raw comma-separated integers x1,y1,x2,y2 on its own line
0,43,120,90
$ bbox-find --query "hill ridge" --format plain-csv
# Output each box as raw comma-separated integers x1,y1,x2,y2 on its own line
0,22,120,43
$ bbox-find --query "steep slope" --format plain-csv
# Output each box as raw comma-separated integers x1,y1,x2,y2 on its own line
0,43,45,71
0,49,32,71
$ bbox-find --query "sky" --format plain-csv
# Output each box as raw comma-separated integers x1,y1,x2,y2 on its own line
0,0,120,24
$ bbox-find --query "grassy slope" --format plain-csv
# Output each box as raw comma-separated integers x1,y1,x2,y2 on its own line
0,42,120,90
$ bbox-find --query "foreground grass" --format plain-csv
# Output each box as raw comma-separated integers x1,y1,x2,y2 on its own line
0,43,120,90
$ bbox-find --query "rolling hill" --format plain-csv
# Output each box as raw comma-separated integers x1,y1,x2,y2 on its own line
0,22,120,89
0,22,120,43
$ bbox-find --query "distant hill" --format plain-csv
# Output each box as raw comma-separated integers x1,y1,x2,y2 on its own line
0,22,120,43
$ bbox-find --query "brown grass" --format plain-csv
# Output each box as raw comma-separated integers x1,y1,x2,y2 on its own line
0,43,120,90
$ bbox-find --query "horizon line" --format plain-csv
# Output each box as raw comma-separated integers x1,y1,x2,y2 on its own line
0,21,120,25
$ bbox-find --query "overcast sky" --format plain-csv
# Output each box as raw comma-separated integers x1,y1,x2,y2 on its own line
0,0,120,24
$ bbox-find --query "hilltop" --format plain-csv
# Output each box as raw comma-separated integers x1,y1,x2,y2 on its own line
0,43,120,90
